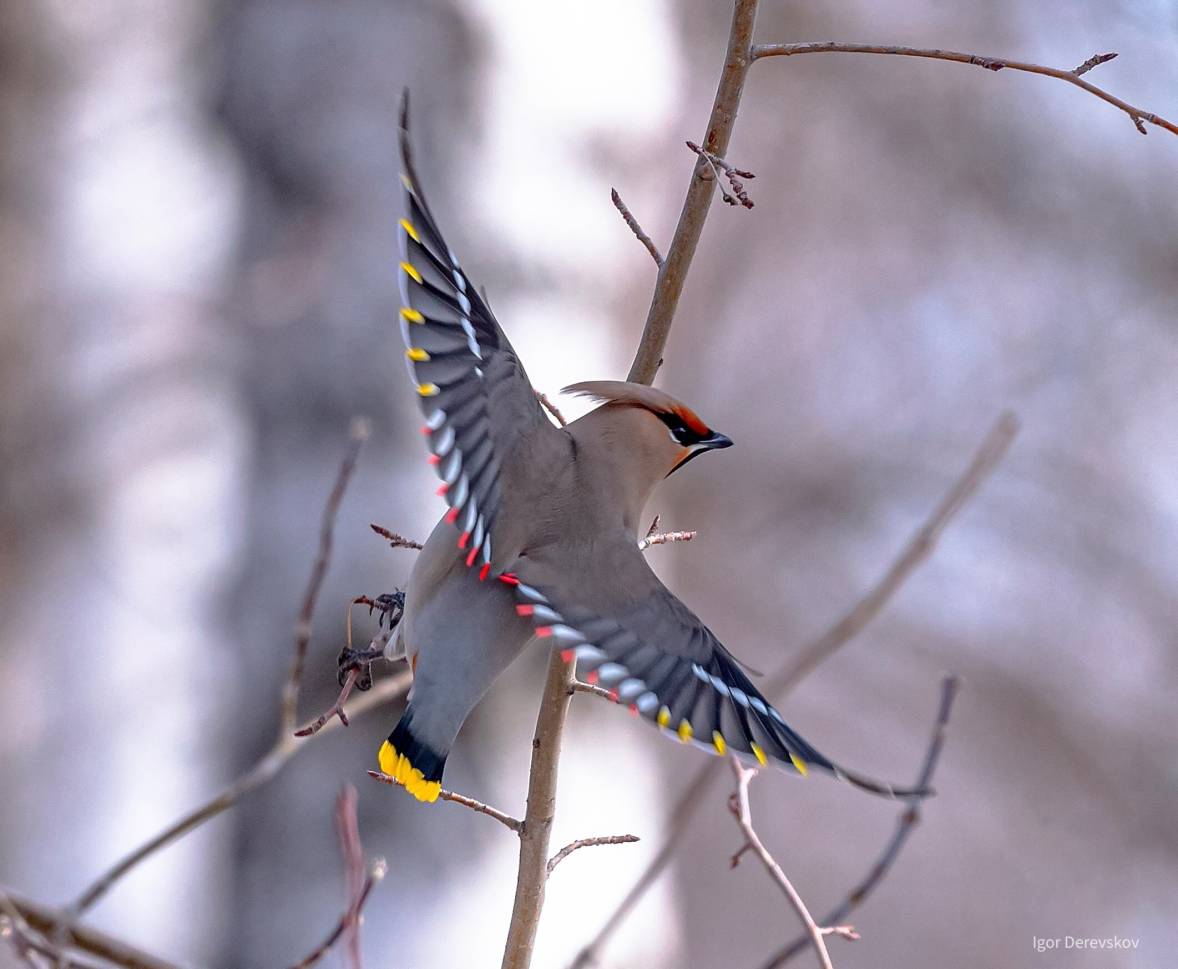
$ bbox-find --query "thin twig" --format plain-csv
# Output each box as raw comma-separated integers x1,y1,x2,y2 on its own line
685,141,756,208
750,43,1178,137
296,668,360,737
2,891,179,969
286,862,386,969
61,421,385,931
547,836,640,877
366,771,523,833
64,669,412,927
1072,51,1117,76
571,413,1015,968
571,680,619,703
369,523,424,551
335,785,366,969
282,417,372,737
537,391,568,428
761,676,961,968
766,413,1017,696
626,0,759,384
729,760,834,969
637,528,697,551
611,188,663,267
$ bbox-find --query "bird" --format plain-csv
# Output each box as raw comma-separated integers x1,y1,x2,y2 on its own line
375,94,929,804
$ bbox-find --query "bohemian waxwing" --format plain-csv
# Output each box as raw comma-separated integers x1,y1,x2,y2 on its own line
375,95,928,804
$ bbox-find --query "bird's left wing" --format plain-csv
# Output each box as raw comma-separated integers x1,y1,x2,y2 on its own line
396,95,561,573
506,536,928,799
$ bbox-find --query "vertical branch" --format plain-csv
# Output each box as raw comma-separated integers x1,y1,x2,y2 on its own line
503,5,761,967
626,0,760,384
500,654,577,969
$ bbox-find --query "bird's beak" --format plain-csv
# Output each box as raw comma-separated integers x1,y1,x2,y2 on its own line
668,430,734,476
701,431,733,451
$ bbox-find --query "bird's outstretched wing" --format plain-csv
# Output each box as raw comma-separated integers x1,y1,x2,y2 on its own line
396,93,558,574
506,537,929,799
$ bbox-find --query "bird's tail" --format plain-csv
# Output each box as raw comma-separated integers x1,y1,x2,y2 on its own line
378,711,447,803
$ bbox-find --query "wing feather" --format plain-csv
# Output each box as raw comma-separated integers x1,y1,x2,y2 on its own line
509,539,929,799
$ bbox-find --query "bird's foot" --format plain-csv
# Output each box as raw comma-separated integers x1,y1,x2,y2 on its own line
339,589,405,690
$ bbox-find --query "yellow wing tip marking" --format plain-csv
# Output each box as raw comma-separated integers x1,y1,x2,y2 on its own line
400,261,423,283
399,218,420,243
400,307,424,324
417,382,440,397
406,347,430,362
788,751,809,776
377,740,441,803
712,731,727,756
676,719,693,743
750,742,768,767
656,706,671,729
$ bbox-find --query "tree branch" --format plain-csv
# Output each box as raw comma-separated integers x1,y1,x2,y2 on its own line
547,835,640,877
1,890,179,969
611,188,663,267
750,43,1178,137
286,785,385,969
729,760,834,969
571,413,1015,968
500,653,577,969
760,676,961,969
367,770,523,833
56,424,411,932
626,0,759,384
283,417,371,737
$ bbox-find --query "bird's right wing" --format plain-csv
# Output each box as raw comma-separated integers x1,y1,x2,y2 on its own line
506,536,928,799
396,94,562,574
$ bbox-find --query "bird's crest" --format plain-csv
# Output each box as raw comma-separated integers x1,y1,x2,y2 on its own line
563,380,710,437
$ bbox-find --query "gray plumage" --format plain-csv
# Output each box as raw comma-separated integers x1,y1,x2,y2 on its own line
378,94,928,803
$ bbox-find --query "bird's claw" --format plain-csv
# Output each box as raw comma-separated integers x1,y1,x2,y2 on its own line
369,590,406,628
338,589,405,690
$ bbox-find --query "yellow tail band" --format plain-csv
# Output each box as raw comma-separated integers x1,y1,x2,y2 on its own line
378,740,441,803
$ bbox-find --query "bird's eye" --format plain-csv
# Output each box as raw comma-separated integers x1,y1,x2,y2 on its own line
659,413,704,447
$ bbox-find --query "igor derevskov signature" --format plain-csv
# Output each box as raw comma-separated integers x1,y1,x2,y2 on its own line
1033,936,1140,953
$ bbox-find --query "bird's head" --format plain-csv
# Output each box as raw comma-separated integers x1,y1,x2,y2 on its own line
563,380,733,480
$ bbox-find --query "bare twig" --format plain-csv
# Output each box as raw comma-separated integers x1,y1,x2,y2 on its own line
685,141,756,208
63,669,411,929
59,422,392,932
500,653,577,969
765,412,1017,696
729,759,834,969
571,680,619,703
761,676,961,968
626,0,759,384
537,391,568,428
367,771,523,833
611,188,663,267
296,668,360,737
283,417,371,737
1072,51,1117,76
335,785,366,969
571,413,1015,968
369,523,424,551
287,861,386,969
750,43,1178,137
2,891,178,969
637,528,697,551
547,835,640,877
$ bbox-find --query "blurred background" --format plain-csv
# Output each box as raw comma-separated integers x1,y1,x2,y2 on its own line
2,0,1176,966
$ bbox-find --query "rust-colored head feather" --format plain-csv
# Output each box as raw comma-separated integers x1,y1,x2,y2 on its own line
562,380,710,436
